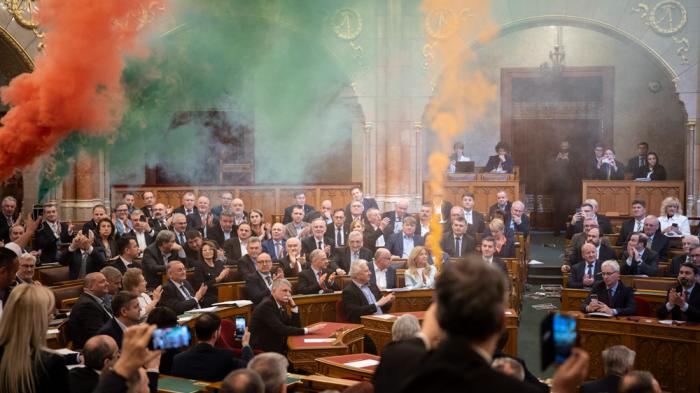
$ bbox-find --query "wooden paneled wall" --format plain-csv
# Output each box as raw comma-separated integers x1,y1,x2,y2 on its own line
582,180,684,216
423,180,520,213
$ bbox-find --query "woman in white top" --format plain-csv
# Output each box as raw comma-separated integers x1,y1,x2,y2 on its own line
658,196,690,237
404,246,437,289
122,267,162,320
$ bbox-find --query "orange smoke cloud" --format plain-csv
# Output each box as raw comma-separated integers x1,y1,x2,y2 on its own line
0,0,164,180
421,0,498,266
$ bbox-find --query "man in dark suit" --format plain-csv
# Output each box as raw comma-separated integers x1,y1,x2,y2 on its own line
160,260,207,314
81,204,108,236
342,259,394,324
142,230,183,288
109,236,140,274
170,213,189,247
172,312,253,381
249,278,324,354
368,248,397,290
33,203,74,265
327,209,350,248
504,201,530,238
148,203,170,234
620,232,659,276
386,216,424,258
382,198,419,236
347,199,369,226
642,215,669,260
68,272,114,349
140,191,156,218
617,200,647,246
0,196,18,243
210,191,234,219
582,260,636,316
657,262,700,322
60,231,107,280
173,192,198,217
580,345,636,393
667,239,700,277
568,228,616,266
345,187,379,217
262,223,287,262
296,249,340,294
230,236,261,281
97,291,141,347
439,216,475,258
568,243,602,289
335,231,373,273
69,335,119,393
245,253,282,305
282,192,316,224
301,218,335,260
626,142,649,178
187,196,213,237
223,223,252,265
480,237,508,274
567,201,614,239
206,211,235,248
487,191,512,222
125,209,155,252
461,193,486,235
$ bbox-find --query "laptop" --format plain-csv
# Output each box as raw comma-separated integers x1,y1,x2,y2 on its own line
455,161,475,173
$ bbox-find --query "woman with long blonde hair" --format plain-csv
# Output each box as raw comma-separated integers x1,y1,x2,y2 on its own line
659,196,690,238
404,246,436,289
0,283,69,393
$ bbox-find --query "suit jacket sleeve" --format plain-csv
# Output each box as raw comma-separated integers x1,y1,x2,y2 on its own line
656,289,673,320
568,265,584,289
615,286,637,316
245,274,270,304
142,248,166,274
342,285,378,323
641,252,659,276
258,301,305,336
160,283,198,315
295,270,322,294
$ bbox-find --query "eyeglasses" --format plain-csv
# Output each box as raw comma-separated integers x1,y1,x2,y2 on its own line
19,264,35,269
601,272,617,276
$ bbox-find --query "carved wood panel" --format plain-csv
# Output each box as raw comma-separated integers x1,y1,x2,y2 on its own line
424,181,521,214
582,181,684,215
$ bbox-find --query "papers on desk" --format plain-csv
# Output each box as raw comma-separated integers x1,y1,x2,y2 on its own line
178,315,195,324
345,359,379,368
212,300,253,307
303,338,335,343
184,306,219,314
53,348,78,356
384,287,413,292
587,312,613,318
374,314,395,319
47,328,60,335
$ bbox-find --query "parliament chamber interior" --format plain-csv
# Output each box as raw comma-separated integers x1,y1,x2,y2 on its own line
0,1,699,393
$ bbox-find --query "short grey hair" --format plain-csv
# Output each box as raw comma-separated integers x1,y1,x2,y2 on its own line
601,260,620,273
248,236,261,245
349,259,369,278
348,231,363,241
271,278,291,291
156,230,176,246
602,345,636,375
683,235,700,247
308,249,326,263
247,352,288,393
391,314,421,341
19,253,36,265
492,357,525,381
171,213,186,223
100,266,122,282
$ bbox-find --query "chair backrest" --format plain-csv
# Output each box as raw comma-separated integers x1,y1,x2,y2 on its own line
633,278,676,292
51,284,84,310
39,266,70,286
216,319,241,349
61,297,79,309
634,296,652,317
335,299,347,323
396,269,406,288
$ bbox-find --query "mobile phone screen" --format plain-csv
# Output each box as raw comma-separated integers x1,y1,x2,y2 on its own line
150,325,191,350
553,313,577,364
32,205,44,220
235,316,246,339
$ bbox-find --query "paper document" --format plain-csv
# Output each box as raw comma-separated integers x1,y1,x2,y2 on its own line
345,359,379,368
212,300,253,307
374,314,395,319
185,306,219,314
47,329,60,335
303,338,335,343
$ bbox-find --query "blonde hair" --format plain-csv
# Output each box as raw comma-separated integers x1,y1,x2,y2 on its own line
0,284,55,393
350,220,365,232
406,246,432,276
660,196,683,216
489,218,505,232
122,267,145,292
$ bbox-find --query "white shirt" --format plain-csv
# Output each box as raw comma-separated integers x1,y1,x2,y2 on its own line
659,214,690,237
240,242,248,257
133,230,147,250
373,262,387,290
420,223,430,237
464,210,473,225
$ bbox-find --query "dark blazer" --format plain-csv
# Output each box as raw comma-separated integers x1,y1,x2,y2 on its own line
278,255,303,277
363,226,385,254
301,235,335,259
386,232,425,258
645,232,669,260
108,256,139,275
33,221,73,265
0,214,15,243
335,247,373,273
245,272,272,305
596,161,625,180
149,216,170,234
160,279,200,314
142,242,179,289
327,223,351,247
124,229,154,248
494,239,516,259
569,244,616,266
0,347,70,393
69,366,101,393
68,292,112,349
92,370,158,393
173,205,199,217
249,296,305,354
617,218,640,246
282,204,316,224
484,154,514,173
93,238,118,261
504,214,530,238
656,283,700,322
569,215,614,237
568,261,602,289
627,155,647,177
223,237,244,264
439,233,475,258
636,165,667,180
192,260,226,307
485,256,509,275
172,343,253,382
582,280,636,316
96,318,124,347
262,238,286,261
620,248,660,276
295,267,339,294
580,374,622,393
368,261,397,289
345,198,379,217
666,254,688,277
399,336,540,393
381,211,421,238
373,337,427,393
465,210,486,235
235,255,257,282
81,220,99,237
487,201,512,222
59,247,107,280
342,281,391,324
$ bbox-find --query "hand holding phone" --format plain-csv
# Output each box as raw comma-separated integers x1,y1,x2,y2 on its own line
541,313,577,370
234,316,246,340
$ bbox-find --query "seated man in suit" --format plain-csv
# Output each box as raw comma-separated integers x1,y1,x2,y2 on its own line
126,209,155,253
160,260,207,314
230,198,249,226
173,192,198,217
210,191,234,219
365,208,389,253
327,209,350,248
620,232,659,276
223,222,253,264
183,230,204,268
569,228,616,266
439,216,475,258
14,253,40,286
68,272,114,349
249,278,325,354
582,260,636,316
81,204,107,237
33,202,74,265
69,335,119,393
283,205,311,239
579,345,636,393
617,200,647,246
481,236,508,274
568,243,602,289
505,201,530,238
0,196,17,243
233,236,262,281
245,252,283,305
140,191,156,218
369,248,397,290
110,236,140,274
657,262,700,322
419,204,433,237
335,231,372,273
342,259,395,324
641,215,669,260
567,200,613,239
345,187,379,216
97,291,141,347
386,216,424,259
206,211,236,248
668,238,700,277
170,213,189,247
262,223,287,262
172,312,253,381
142,230,184,289
149,203,170,234
60,230,106,280
487,191,512,222
187,196,213,237
348,200,368,225
278,237,303,277
301,217,335,259
282,192,316,224
296,249,340,294
461,192,485,235
563,218,612,272
383,198,417,236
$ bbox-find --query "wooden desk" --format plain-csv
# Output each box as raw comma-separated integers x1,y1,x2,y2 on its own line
287,322,364,373
575,313,700,392
387,289,433,313
560,288,667,314
423,180,520,214
581,180,684,216
294,292,342,326
315,353,379,381
178,305,252,330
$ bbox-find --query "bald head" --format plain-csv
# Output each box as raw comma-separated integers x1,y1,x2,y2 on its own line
83,335,118,370
581,242,597,263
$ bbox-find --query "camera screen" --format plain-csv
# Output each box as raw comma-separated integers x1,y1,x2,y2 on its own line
151,325,191,350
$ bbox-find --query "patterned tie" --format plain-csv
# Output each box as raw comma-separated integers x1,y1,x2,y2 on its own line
79,252,88,278
179,233,186,245
634,220,642,232
316,270,322,283
265,275,272,286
